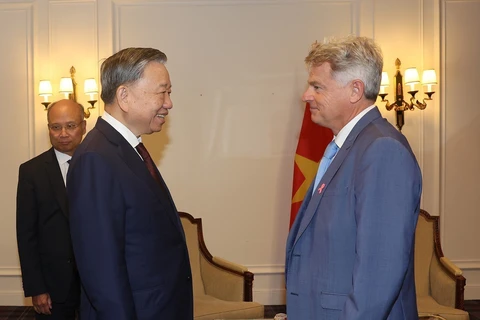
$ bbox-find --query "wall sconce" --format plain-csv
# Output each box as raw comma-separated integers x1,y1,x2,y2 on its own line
38,66,98,119
378,58,437,131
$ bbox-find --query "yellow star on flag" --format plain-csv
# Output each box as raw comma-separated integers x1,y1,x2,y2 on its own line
292,154,320,203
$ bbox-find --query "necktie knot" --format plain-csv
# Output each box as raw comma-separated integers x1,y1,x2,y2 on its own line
136,142,162,186
324,141,339,160
136,143,151,162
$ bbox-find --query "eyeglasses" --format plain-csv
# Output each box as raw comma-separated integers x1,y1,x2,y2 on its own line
48,122,81,132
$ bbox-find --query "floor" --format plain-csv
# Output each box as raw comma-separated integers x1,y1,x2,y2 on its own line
264,303,480,319
0,302,478,319
465,300,480,320
264,304,286,318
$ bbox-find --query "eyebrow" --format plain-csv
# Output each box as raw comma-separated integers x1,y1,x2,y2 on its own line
157,83,172,90
308,80,322,86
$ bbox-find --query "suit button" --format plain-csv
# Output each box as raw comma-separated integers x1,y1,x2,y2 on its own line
67,259,71,263
187,276,191,281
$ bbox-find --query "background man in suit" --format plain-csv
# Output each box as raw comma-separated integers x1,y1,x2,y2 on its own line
67,47,193,320
285,36,422,319
16,99,85,319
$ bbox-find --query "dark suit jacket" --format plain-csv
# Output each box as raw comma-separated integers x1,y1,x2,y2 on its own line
68,117,193,320
16,147,79,303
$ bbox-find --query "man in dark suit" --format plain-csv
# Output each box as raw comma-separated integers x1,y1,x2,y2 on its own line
67,48,193,320
286,36,422,319
16,99,86,319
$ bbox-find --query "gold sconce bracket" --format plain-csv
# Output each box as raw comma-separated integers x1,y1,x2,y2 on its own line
39,66,98,118
379,58,437,131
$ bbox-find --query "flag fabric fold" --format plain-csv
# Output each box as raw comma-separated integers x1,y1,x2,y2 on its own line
290,103,333,228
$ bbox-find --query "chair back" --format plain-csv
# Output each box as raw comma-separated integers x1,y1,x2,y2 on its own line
414,210,436,296
180,213,207,296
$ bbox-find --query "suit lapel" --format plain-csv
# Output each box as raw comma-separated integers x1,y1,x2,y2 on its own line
293,107,383,245
44,148,69,218
95,118,182,233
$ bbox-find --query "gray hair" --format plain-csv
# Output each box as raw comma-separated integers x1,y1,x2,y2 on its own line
305,36,383,100
100,47,168,104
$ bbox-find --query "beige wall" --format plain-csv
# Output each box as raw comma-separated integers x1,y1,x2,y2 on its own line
0,0,478,305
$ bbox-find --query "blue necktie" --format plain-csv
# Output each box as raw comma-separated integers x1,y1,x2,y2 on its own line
312,140,339,195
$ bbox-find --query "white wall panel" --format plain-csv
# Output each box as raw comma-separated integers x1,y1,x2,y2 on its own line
47,0,99,134
443,0,480,299
0,1,34,306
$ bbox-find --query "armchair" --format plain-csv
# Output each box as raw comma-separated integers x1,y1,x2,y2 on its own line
415,209,469,320
179,212,264,320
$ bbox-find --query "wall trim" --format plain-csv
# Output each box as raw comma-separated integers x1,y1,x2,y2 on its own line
465,284,480,300
253,288,286,305
451,260,480,270
0,291,28,306
0,268,21,277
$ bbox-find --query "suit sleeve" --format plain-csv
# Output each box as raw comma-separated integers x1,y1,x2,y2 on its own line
340,137,422,319
16,164,48,297
68,152,135,319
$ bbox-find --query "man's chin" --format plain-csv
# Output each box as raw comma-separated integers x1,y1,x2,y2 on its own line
150,124,164,133
55,147,73,154
310,115,324,126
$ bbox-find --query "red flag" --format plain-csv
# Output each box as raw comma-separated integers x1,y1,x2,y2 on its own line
290,103,333,228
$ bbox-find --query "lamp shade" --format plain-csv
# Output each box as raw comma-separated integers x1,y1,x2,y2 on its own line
381,72,390,86
59,77,74,93
84,78,98,94
404,68,420,84
422,69,437,85
38,80,52,96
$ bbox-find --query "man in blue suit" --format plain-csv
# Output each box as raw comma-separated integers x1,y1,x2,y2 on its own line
285,36,422,319
68,48,193,320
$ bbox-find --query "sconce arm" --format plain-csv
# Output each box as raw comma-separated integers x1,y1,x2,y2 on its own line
83,100,97,119
384,100,393,111
378,93,393,111
413,99,428,110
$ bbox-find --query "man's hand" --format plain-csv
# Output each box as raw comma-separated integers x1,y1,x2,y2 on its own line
32,293,52,315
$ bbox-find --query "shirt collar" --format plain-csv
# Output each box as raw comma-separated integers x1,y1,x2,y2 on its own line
334,104,376,148
102,111,142,147
53,148,71,165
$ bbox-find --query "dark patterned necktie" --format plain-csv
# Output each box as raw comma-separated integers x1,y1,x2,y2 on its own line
135,142,163,187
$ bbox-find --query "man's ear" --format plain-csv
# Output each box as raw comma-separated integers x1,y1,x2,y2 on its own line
116,85,129,112
80,120,87,135
350,79,364,103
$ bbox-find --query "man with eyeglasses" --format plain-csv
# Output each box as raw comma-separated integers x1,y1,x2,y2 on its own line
16,99,86,319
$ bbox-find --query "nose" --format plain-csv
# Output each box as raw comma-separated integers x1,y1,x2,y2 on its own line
302,88,313,102
164,93,173,109
59,127,69,136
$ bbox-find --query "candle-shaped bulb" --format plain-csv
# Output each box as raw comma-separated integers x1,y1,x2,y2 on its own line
405,68,420,92
84,78,98,101
422,69,437,92
38,80,53,102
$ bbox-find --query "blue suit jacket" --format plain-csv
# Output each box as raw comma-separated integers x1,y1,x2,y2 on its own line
286,107,422,320
68,118,193,320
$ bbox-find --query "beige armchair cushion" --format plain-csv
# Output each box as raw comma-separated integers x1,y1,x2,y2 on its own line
418,296,469,320
194,295,264,320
